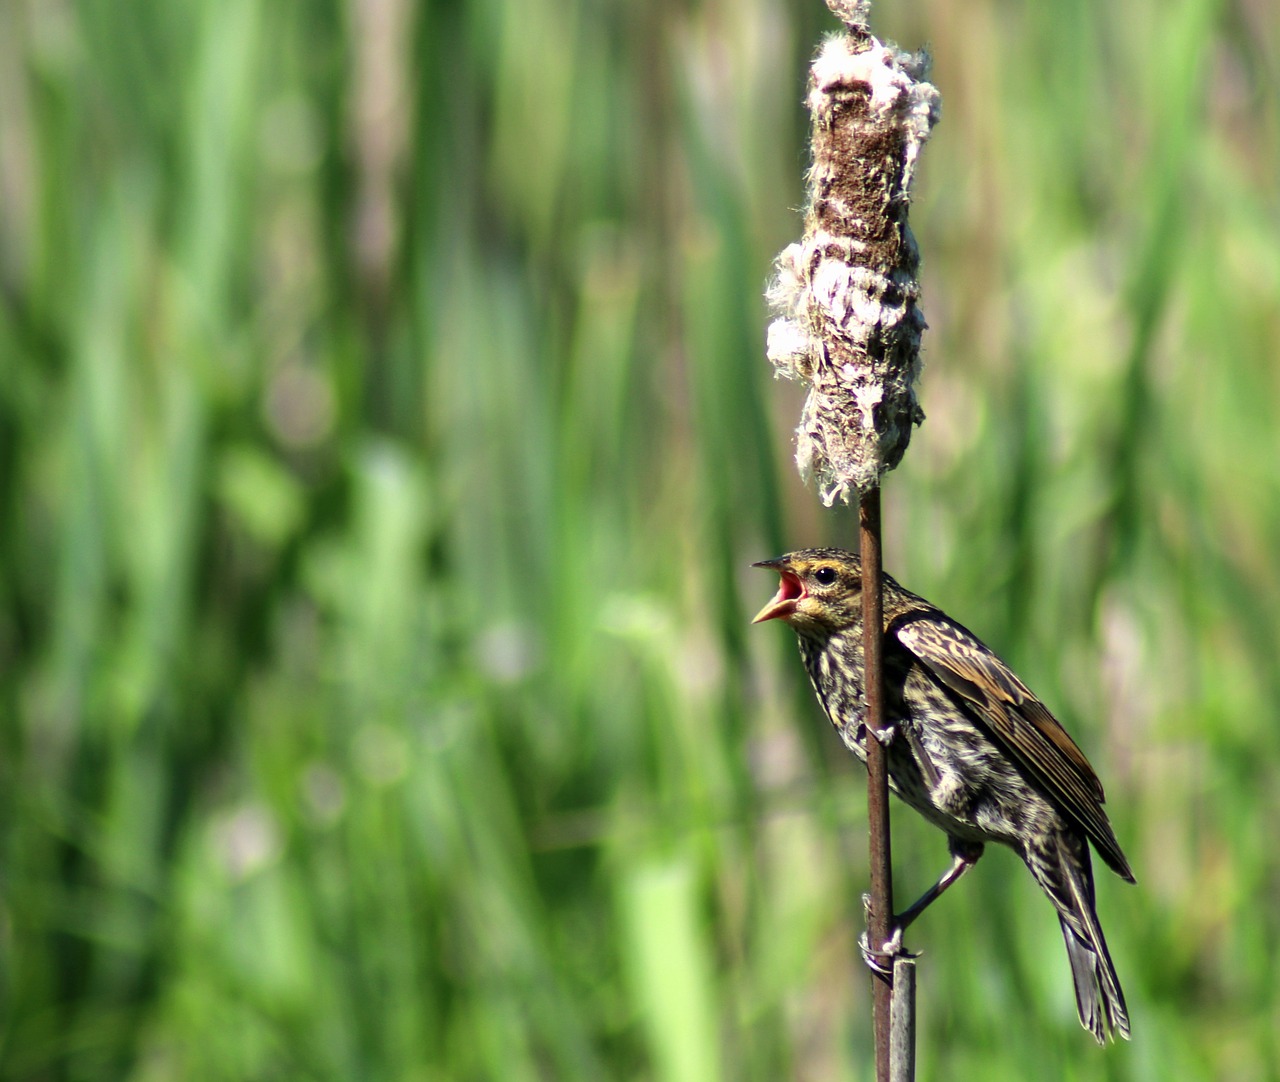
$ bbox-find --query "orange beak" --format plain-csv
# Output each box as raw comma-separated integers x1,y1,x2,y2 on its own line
752,564,806,624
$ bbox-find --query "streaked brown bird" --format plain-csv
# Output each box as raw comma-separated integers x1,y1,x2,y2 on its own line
754,547,1134,1043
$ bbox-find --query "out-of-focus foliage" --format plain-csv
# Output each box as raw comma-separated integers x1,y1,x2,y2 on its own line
2,0,1278,1078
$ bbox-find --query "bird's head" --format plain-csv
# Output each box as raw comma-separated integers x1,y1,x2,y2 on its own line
752,548,863,633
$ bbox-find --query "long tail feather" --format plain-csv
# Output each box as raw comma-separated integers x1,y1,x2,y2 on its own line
1029,833,1130,1043
1060,913,1129,1042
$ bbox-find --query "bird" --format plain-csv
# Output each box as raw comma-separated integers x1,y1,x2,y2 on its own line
753,547,1134,1043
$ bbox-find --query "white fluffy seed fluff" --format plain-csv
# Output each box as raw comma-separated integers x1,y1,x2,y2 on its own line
766,16,940,503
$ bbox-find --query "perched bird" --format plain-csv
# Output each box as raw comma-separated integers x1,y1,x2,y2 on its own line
754,547,1134,1043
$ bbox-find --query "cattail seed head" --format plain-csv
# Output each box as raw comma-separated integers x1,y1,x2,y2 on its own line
766,5,940,503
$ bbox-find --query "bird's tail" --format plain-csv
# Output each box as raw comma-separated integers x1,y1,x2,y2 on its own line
1031,834,1130,1043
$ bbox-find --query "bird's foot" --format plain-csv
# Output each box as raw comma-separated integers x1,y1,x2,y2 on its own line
857,927,914,976
855,721,896,747
858,894,916,976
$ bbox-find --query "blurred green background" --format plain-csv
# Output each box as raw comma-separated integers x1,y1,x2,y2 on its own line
2,0,1278,1077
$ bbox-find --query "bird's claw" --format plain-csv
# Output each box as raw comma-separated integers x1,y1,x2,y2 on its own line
855,722,896,748
858,895,916,975
858,928,910,976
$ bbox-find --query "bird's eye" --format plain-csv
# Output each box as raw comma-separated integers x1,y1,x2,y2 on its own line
813,566,838,586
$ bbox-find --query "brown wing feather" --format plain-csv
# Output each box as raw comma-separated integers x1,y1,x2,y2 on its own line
893,612,1134,882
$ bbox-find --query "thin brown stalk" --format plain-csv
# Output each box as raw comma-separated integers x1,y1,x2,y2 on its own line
860,488,894,1081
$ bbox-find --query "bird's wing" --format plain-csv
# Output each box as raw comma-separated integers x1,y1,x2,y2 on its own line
893,612,1134,882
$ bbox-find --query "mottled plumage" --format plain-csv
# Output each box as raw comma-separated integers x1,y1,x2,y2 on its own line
754,547,1133,1043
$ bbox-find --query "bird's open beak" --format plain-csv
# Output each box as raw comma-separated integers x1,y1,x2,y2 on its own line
751,560,806,623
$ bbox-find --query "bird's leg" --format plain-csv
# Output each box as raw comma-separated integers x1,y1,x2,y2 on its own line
858,842,984,976
896,841,984,933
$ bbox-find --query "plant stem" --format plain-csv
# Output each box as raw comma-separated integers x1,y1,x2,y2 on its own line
859,486,897,1082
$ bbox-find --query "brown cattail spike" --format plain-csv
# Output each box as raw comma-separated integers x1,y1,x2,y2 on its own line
766,14,940,503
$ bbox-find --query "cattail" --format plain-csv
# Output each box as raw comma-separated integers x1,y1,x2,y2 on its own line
766,0,940,502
